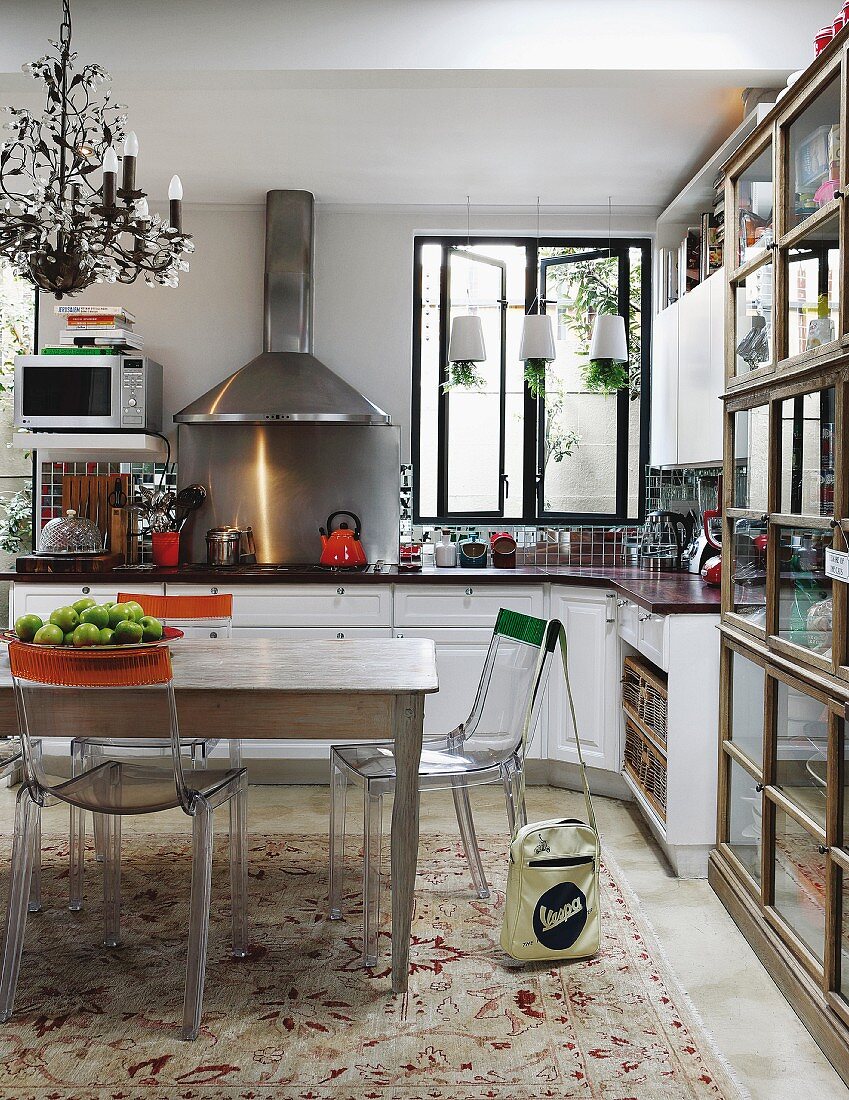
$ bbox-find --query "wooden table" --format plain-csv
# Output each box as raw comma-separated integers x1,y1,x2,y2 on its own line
0,638,439,993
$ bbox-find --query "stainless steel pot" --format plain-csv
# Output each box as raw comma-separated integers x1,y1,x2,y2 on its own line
206,527,241,567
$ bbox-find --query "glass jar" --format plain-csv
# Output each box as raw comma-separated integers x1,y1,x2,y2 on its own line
37,509,103,554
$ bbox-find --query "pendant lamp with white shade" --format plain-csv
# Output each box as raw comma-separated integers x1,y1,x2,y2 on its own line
589,196,628,367
520,197,556,397
444,196,488,390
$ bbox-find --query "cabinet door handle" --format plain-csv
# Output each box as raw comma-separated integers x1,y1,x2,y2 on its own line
465,587,473,596
616,598,627,607
211,586,219,595
82,586,90,595
396,632,405,638
209,631,218,639
605,593,616,623
639,612,653,623
336,587,345,595
336,632,345,639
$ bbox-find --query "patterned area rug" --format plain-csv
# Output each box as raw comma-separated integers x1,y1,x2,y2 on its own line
0,833,747,1100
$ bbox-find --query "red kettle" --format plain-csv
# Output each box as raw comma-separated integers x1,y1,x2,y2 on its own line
319,511,367,568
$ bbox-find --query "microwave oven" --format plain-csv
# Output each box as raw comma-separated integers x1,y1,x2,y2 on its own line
14,354,163,432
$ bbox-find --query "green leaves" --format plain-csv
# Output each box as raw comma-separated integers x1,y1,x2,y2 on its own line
442,360,486,391
581,358,629,394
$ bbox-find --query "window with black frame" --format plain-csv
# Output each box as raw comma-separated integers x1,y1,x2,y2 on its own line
412,236,650,524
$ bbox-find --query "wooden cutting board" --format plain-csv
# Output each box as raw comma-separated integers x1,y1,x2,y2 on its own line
61,474,132,561
16,552,123,574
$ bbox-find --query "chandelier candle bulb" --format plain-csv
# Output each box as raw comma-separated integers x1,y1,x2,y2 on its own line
120,131,138,194
101,147,118,207
168,175,183,233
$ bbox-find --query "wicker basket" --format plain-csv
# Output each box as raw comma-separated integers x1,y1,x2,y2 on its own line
623,715,667,821
622,654,668,749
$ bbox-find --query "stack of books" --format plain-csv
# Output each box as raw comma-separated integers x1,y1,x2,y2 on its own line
42,305,143,354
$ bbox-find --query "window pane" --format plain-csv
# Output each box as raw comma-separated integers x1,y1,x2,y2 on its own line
786,217,839,360
445,249,505,513
732,405,769,511
773,806,826,965
775,678,828,829
776,526,832,657
731,650,765,768
416,243,442,517
538,247,640,516
779,388,835,517
727,759,762,884
731,519,768,628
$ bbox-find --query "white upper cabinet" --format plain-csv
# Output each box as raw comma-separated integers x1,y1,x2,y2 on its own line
651,269,725,467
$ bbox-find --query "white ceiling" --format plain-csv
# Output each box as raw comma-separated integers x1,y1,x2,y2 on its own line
0,0,839,210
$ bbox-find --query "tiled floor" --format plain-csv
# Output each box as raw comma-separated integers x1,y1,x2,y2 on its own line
1,781,847,1099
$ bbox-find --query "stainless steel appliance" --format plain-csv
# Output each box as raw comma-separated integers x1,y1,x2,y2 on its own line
175,190,400,564
638,510,691,571
14,354,163,431
206,527,241,567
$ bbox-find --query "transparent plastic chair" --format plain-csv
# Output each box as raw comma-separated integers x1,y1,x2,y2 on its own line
329,609,558,966
0,738,43,913
68,592,238,910
0,643,248,1041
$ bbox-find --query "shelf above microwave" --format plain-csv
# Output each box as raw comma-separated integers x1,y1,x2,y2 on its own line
12,432,168,463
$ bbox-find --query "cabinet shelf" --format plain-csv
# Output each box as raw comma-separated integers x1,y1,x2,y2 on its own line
12,432,168,463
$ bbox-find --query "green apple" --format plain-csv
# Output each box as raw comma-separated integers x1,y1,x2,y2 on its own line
49,606,79,633
112,620,143,645
102,600,116,609
107,603,134,628
33,624,64,646
72,597,96,615
72,622,101,648
80,605,110,630
14,614,43,642
139,615,163,642
63,632,75,646
123,601,146,623
98,627,115,646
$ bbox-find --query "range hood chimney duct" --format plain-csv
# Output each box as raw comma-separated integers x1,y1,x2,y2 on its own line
264,189,313,355
174,189,391,425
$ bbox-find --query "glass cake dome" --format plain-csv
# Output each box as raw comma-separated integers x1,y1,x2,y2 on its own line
38,509,103,554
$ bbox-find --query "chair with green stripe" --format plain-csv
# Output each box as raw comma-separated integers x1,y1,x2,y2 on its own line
329,608,560,966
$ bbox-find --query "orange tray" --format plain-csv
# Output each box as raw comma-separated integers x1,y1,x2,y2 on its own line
0,626,184,650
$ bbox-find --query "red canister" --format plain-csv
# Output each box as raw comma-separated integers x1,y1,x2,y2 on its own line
834,15,845,35
816,25,835,54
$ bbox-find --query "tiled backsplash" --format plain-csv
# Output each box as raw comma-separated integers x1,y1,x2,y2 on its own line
38,459,723,564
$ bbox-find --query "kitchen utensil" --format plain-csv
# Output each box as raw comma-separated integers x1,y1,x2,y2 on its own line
108,478,128,508
319,511,367,568
206,527,241,567
701,555,722,586
38,509,103,554
152,531,180,567
174,484,207,531
239,526,257,564
434,529,458,568
458,539,487,568
491,533,517,569
638,510,689,571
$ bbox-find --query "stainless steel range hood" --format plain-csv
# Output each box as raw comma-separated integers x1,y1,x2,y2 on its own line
174,190,390,425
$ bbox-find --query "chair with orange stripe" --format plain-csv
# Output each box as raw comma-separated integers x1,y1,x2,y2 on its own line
0,643,248,1041
67,592,238,911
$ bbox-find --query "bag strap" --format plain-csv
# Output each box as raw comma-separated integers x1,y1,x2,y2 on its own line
557,622,598,838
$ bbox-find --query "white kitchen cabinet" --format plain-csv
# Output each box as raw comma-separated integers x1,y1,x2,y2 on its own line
394,584,544,629
650,301,679,466
234,627,392,640
651,268,724,467
547,587,620,772
616,597,639,647
676,270,724,465
10,582,164,624
637,610,669,670
165,583,391,628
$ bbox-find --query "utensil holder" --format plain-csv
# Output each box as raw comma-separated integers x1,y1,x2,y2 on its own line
458,540,487,568
491,534,516,568
152,531,180,567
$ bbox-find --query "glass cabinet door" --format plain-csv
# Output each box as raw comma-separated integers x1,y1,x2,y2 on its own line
774,524,833,660
772,803,827,966
784,216,840,361
730,650,766,768
785,74,841,234
732,262,774,377
727,758,763,885
733,405,770,512
779,387,835,518
775,678,829,829
735,141,774,268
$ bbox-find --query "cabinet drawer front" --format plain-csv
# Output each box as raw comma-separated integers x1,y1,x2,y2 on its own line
12,582,164,623
394,585,544,628
165,584,392,627
637,612,669,670
233,627,392,640
617,598,639,645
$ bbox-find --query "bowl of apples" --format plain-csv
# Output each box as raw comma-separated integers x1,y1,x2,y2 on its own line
3,598,183,649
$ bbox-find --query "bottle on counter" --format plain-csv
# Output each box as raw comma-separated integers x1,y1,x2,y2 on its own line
434,529,458,568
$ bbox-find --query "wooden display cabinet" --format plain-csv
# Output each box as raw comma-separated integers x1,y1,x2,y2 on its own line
714,25,849,1085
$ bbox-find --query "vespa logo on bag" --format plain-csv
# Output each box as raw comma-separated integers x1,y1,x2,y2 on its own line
533,881,588,951
533,834,551,855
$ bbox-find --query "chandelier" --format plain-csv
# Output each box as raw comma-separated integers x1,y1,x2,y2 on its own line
0,0,193,298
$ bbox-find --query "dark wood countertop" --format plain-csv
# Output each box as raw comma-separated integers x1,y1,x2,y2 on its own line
0,563,721,615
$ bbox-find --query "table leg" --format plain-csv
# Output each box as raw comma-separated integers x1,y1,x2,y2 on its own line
390,691,424,993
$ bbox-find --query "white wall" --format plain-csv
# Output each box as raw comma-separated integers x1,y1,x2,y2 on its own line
38,203,656,461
